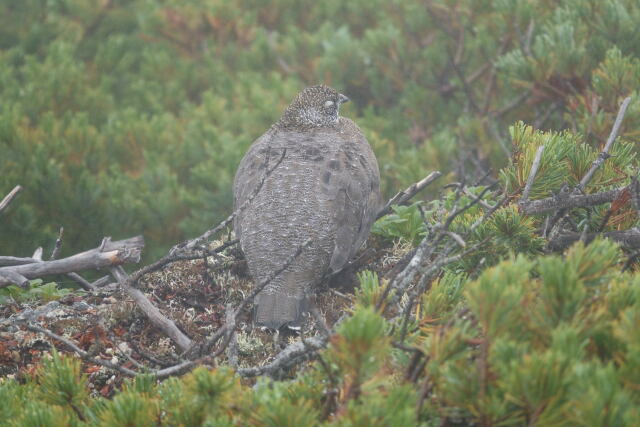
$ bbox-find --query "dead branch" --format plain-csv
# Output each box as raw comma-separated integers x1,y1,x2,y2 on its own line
0,236,144,288
521,185,627,215
382,183,497,310
521,145,545,202
547,228,640,251
236,335,328,378
0,256,35,267
67,272,97,291
0,270,29,288
376,171,442,220
50,227,64,260
577,96,632,191
110,266,192,352
224,303,239,368
24,322,137,376
0,185,22,214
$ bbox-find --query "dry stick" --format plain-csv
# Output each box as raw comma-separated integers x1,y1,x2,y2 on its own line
0,185,22,213
47,227,97,291
578,96,632,191
110,266,192,352
0,257,96,291
0,256,36,267
224,303,239,369
50,227,64,260
548,228,640,252
236,335,328,378
67,273,97,291
91,275,112,288
521,185,628,215
521,145,545,201
24,322,138,376
376,171,442,220
0,236,144,288
23,321,198,379
0,270,29,288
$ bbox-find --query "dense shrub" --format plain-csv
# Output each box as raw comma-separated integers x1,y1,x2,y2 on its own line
2,0,639,260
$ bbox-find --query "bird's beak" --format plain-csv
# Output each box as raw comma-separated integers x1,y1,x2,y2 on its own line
338,94,350,104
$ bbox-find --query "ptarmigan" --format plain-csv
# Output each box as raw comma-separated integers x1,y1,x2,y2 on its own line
233,85,381,329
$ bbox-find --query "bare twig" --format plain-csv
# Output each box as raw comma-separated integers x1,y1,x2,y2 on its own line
91,275,112,288
0,185,22,213
50,227,64,260
377,171,442,220
521,145,545,201
521,185,628,215
236,335,328,377
224,303,239,368
110,266,192,352
548,228,640,251
66,272,97,291
24,322,138,376
578,96,632,191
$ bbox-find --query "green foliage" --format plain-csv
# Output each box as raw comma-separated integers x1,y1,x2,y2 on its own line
501,121,636,200
416,238,640,424
3,0,640,260
0,279,80,305
372,202,426,246
354,270,387,309
33,350,90,414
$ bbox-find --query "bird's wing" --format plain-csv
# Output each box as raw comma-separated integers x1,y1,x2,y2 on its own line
321,119,382,271
232,129,278,241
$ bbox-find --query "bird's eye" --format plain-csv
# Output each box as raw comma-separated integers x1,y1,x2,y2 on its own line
324,100,335,108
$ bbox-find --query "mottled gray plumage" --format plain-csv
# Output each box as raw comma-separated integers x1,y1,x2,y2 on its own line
233,85,381,329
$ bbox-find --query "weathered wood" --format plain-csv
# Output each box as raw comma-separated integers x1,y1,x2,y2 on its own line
548,228,640,251
0,236,144,287
0,270,29,288
0,257,36,267
110,266,192,352
520,186,626,215
377,171,442,220
0,185,22,213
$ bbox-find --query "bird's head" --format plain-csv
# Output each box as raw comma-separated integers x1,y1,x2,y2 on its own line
277,85,350,128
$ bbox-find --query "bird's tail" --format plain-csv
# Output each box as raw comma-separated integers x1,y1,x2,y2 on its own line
253,273,309,329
